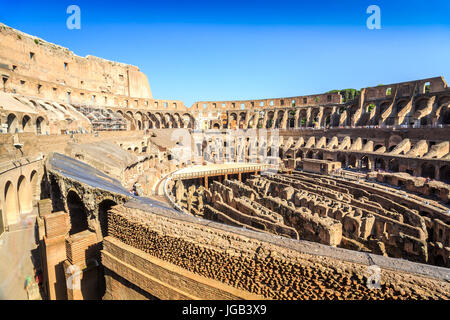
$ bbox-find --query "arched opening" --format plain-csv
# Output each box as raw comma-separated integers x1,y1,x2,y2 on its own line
17,175,32,214
4,181,19,226
421,163,436,179
361,156,369,171
67,190,89,235
98,199,117,239
7,113,19,133
441,106,450,125
374,144,384,152
22,115,32,132
375,158,385,170
337,153,346,167
439,165,450,184
348,155,357,168
388,145,397,152
388,159,399,172
36,116,45,135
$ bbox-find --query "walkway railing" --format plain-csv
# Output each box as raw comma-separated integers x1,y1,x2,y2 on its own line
171,164,270,180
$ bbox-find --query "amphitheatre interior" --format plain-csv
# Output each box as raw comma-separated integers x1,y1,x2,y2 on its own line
0,23,449,300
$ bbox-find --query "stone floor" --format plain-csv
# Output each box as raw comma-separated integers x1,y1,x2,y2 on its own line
0,208,42,300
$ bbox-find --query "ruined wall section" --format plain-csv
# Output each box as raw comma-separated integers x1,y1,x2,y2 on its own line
0,24,152,101
104,203,450,300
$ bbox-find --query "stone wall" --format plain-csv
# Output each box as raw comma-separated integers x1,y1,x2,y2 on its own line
103,202,450,300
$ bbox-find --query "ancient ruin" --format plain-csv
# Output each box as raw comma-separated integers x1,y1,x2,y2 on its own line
0,24,449,300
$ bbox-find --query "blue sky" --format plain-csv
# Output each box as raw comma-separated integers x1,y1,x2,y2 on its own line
1,0,449,107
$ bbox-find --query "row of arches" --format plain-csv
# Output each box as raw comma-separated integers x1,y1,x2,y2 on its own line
2,113,48,134
1,170,38,229
65,189,117,238
296,148,450,183
358,96,450,126
111,110,195,131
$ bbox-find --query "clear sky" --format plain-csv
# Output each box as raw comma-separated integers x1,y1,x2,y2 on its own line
1,0,449,107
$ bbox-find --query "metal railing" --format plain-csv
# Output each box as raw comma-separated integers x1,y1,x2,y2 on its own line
171,164,270,180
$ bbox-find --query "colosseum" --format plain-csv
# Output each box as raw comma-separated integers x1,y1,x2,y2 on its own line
0,23,449,301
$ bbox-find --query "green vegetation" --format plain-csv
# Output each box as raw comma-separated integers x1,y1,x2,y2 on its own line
327,88,361,103
34,39,39,45
17,34,22,40
289,109,296,116
367,103,376,112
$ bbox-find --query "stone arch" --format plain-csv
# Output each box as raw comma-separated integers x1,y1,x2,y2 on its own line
50,174,64,212
21,114,33,132
337,153,346,167
439,165,450,184
348,155,357,168
375,158,386,170
440,105,450,125
98,199,117,239
275,111,284,128
238,112,246,128
66,190,89,235
388,135,402,151
36,116,46,135
374,144,385,152
361,155,370,170
17,175,32,214
182,113,193,128
4,181,19,226
173,113,183,128
298,109,307,127
379,101,391,116
266,111,274,129
388,159,399,172
421,163,436,179
7,113,19,133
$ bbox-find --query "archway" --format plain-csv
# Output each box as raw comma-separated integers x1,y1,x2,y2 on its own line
348,155,357,168
439,165,450,184
388,159,399,172
361,156,370,171
67,190,89,235
36,116,45,135
4,181,19,226
22,115,32,132
421,163,436,179
17,175,33,214
7,113,19,133
98,199,117,238
375,158,386,170
337,153,346,167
